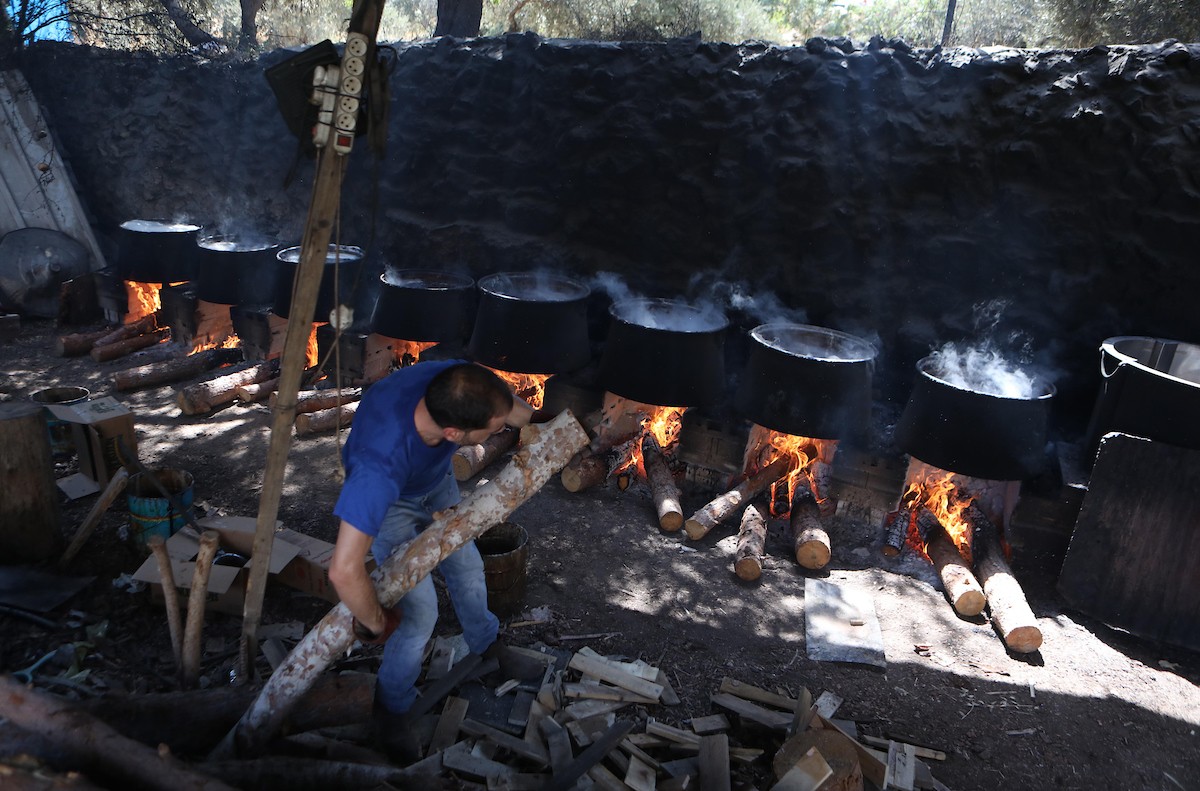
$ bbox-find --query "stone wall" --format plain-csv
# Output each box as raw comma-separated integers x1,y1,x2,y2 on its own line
18,35,1200,444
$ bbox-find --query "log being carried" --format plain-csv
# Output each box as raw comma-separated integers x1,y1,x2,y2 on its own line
211,409,588,759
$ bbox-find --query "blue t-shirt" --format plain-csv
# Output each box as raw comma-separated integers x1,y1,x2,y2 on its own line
333,360,462,537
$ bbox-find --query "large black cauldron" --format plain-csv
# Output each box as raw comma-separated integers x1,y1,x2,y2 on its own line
467,272,591,374
734,323,876,440
598,298,727,409
116,219,202,283
372,270,476,343
895,355,1054,480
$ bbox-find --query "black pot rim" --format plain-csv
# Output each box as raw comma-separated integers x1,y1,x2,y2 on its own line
915,355,1056,402
120,219,202,234
750,322,876,363
609,297,728,334
477,271,589,302
381,269,474,290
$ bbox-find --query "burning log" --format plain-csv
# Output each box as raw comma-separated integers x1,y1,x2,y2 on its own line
643,434,683,531
791,489,830,570
294,401,359,437
269,388,363,415
684,456,793,541
56,327,114,357
561,447,610,493
453,426,519,481
925,527,987,617
94,314,159,348
113,347,243,392
734,503,767,581
89,327,171,362
969,504,1042,653
177,362,278,415
211,409,587,760
235,378,279,404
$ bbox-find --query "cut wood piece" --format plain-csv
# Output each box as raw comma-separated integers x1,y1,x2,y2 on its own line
294,400,359,436
0,674,237,790
215,409,588,759
734,503,767,580
643,433,684,531
710,693,791,730
771,747,833,791
113,347,242,392
57,326,113,357
454,427,520,481
698,733,731,791
235,378,279,403
624,754,656,791
58,466,130,567
685,456,792,540
561,447,610,493
718,678,797,712
270,387,364,414
178,362,277,415
568,652,664,701
925,530,986,617
791,490,829,570
428,696,469,756
976,538,1043,653
90,326,171,361
886,741,917,791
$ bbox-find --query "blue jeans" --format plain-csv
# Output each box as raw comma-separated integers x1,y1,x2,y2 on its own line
372,469,499,714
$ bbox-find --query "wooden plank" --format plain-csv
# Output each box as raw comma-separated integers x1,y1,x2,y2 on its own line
697,733,731,791
429,696,470,755
805,578,886,668
462,718,550,766
1057,433,1200,651
623,755,656,791
689,715,729,735
710,693,792,730
717,678,797,711
569,653,664,701
886,741,917,790
770,747,833,791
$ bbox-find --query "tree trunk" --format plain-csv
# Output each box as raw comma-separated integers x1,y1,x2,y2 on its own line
212,409,588,760
434,0,482,36
561,447,609,493
114,348,242,392
643,434,683,531
791,490,830,570
90,328,171,362
453,426,519,481
294,401,359,436
734,503,767,581
684,456,792,541
178,363,277,415
156,0,221,48
926,530,986,617
0,403,61,562
0,675,237,791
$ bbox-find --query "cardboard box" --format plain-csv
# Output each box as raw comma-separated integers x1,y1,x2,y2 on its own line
132,516,306,616
48,396,138,497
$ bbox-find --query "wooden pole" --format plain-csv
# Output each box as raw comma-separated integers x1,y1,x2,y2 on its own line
212,409,587,760
734,503,767,581
238,0,386,677
643,433,683,531
684,456,792,541
0,402,62,562
58,467,131,567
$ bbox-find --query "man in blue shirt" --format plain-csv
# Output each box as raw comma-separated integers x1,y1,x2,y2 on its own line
327,360,532,762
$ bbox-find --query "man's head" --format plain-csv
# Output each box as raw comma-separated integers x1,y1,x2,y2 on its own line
426,363,512,445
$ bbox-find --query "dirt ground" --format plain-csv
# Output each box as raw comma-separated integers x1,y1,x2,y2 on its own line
2,317,1199,791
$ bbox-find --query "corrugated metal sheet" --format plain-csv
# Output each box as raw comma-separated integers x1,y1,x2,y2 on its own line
0,68,106,269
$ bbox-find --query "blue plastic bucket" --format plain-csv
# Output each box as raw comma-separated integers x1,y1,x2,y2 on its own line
31,386,90,457
127,469,194,549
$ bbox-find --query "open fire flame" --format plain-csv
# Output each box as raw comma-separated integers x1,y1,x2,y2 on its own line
743,425,838,517
901,471,975,562
486,367,552,411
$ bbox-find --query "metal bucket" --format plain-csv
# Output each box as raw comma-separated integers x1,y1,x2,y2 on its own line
127,469,195,549
477,522,528,618
30,386,90,457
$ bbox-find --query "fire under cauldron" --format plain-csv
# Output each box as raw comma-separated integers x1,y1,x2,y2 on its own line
194,235,279,306
735,323,876,441
467,272,591,374
895,355,1055,481
372,270,476,343
116,219,202,283
598,298,727,409
272,243,365,322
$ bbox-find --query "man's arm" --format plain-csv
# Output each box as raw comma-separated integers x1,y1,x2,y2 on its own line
327,520,389,634
506,394,534,428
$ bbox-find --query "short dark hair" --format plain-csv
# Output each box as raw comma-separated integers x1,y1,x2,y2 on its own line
426,363,512,430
